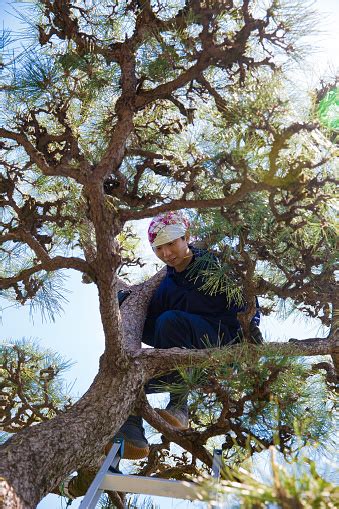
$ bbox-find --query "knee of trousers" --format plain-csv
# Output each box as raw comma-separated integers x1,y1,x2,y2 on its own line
153,310,187,348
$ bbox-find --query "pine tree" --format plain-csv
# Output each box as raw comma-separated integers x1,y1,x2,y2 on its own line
0,1,337,508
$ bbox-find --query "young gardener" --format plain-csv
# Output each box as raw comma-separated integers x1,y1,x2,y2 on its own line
114,211,262,459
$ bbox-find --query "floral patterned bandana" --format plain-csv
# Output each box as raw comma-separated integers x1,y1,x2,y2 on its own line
148,211,190,247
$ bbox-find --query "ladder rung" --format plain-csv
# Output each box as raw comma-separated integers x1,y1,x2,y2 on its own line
100,473,199,500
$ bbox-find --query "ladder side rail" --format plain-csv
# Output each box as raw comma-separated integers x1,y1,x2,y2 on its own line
79,441,122,509
210,448,223,509
212,449,222,479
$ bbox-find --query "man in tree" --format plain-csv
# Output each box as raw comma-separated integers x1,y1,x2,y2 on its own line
115,210,262,460
0,1,337,506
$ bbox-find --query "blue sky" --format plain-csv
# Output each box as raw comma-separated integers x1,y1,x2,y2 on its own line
1,1,338,508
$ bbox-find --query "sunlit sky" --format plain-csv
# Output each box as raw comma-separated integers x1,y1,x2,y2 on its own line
0,1,338,508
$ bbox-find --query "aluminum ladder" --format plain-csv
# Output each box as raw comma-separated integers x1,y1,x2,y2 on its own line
79,439,223,509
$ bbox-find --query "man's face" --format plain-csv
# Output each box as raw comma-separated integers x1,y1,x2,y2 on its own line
154,235,191,272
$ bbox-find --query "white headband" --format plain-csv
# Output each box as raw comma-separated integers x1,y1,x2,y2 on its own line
151,224,186,248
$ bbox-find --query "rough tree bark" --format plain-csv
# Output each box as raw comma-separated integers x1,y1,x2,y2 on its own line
1,264,336,509
0,1,337,507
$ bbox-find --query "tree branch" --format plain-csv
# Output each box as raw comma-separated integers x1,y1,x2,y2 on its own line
0,256,92,290
136,338,335,378
0,128,81,181
120,180,258,220
138,393,214,470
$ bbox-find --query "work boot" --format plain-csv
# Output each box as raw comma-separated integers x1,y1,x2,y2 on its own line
156,401,189,430
109,415,149,460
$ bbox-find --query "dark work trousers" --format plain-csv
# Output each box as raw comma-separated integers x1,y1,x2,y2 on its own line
144,310,235,397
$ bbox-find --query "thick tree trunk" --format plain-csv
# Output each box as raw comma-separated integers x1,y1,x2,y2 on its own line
0,362,146,508
0,270,166,508
1,266,336,508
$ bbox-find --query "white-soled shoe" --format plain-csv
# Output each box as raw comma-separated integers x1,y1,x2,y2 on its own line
155,403,189,430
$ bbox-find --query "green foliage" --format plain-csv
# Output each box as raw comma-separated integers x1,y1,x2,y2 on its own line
26,271,70,321
0,170,77,320
0,1,337,503
181,74,336,325
139,38,181,83
318,86,339,133
0,267,70,323
157,347,335,458
0,163,83,320
1,339,74,432
186,251,245,307
12,52,61,99
188,179,336,324
196,446,338,508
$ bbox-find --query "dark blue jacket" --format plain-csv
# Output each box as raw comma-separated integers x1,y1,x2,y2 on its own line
142,248,260,344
